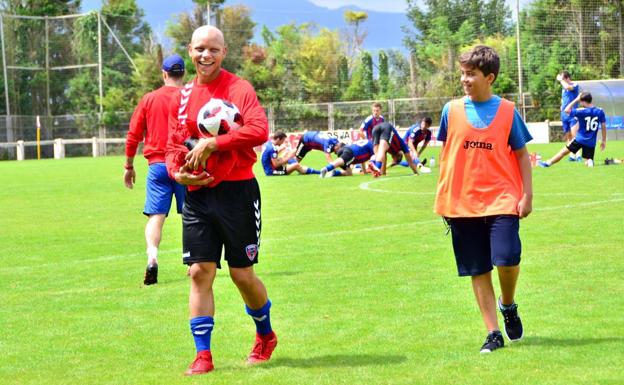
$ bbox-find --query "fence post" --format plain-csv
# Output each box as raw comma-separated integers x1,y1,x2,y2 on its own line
16,140,24,161
53,138,65,159
328,102,334,131
92,137,98,157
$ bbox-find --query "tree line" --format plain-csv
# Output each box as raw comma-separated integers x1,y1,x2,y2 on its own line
0,0,622,128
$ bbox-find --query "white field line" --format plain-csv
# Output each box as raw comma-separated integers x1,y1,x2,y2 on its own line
2,179,622,273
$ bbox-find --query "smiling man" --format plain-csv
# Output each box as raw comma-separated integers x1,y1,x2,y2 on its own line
165,25,276,375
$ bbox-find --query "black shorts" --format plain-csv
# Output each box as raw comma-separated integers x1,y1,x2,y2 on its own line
295,139,309,161
566,139,595,160
372,122,394,145
446,215,521,276
182,179,261,268
337,146,355,167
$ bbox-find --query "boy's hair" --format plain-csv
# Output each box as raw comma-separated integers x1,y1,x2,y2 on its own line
579,92,592,103
273,131,287,140
422,116,433,126
561,70,571,80
372,102,382,109
459,45,500,83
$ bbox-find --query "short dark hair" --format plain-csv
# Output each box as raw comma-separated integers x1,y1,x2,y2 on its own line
422,116,432,126
580,92,592,103
459,45,500,83
273,131,287,140
561,70,571,80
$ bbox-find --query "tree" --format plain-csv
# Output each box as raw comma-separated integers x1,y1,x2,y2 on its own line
343,51,374,100
220,5,256,74
378,50,390,98
343,10,368,66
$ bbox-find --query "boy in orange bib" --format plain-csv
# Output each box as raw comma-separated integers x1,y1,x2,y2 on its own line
434,46,533,354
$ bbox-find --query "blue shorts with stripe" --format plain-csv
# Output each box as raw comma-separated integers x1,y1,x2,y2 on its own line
144,163,186,216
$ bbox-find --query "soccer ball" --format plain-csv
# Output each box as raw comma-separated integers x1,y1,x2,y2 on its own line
197,98,243,137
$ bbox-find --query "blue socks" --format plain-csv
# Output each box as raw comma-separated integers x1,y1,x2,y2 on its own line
325,164,335,172
332,170,342,177
246,300,273,335
374,161,382,169
190,316,214,352
306,168,320,175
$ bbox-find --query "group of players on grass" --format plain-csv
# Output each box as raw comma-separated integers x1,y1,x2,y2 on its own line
260,103,434,179
124,26,610,375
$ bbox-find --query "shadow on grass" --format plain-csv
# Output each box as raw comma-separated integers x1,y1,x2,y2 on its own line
263,354,407,368
522,336,624,347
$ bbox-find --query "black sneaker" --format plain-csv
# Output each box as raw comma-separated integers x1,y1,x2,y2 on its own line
499,298,523,341
421,158,427,166
480,331,504,354
144,264,158,285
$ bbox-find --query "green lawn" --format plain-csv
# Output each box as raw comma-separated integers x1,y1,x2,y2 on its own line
1,142,623,385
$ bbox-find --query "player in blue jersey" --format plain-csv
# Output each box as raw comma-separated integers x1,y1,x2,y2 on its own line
294,131,340,162
403,116,433,163
359,102,384,140
367,122,420,177
319,140,375,178
261,131,321,176
539,92,606,168
557,71,581,157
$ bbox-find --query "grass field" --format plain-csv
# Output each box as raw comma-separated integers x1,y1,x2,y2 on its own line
1,142,623,385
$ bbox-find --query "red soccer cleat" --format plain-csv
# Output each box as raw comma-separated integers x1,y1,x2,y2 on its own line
367,162,381,177
184,350,214,376
247,331,278,365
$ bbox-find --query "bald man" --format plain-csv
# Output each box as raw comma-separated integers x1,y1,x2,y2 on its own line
165,25,277,376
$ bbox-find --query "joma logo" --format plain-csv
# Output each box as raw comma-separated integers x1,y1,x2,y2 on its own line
464,140,493,150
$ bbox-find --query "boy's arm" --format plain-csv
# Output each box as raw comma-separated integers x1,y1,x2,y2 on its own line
564,94,582,114
600,122,607,150
514,146,533,218
417,139,430,157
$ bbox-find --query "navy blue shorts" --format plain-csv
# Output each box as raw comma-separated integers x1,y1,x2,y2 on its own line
446,215,521,276
144,163,186,216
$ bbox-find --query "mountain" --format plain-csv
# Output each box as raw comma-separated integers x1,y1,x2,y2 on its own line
80,0,409,52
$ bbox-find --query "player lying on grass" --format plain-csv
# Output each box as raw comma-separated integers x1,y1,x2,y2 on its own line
294,130,340,163
261,131,321,176
319,140,375,178
539,92,606,168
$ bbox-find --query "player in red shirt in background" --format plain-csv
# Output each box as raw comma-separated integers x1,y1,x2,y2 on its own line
165,25,276,376
124,54,186,285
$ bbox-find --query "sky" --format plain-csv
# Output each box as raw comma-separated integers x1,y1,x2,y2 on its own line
308,0,408,13
81,0,410,52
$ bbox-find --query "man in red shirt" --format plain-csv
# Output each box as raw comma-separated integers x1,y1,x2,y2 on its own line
165,25,276,376
124,54,186,285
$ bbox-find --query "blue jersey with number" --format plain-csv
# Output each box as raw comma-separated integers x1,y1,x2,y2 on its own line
303,131,338,153
561,83,580,111
570,106,606,147
349,140,375,163
261,141,278,175
360,115,384,140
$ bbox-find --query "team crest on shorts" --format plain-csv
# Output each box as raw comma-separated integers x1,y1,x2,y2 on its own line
245,244,258,261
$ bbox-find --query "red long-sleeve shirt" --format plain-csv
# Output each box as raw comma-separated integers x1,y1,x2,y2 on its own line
166,69,269,187
125,85,180,164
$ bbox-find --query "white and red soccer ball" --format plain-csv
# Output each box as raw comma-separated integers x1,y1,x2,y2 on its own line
197,98,243,137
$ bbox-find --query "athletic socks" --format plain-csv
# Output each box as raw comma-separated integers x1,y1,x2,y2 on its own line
332,170,342,177
246,300,273,336
190,316,214,352
374,161,382,169
147,245,158,266
306,168,321,175
325,164,335,172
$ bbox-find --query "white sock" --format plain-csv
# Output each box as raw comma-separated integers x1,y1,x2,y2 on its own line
147,246,158,266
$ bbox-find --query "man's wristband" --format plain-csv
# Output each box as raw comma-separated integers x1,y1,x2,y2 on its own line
124,164,134,170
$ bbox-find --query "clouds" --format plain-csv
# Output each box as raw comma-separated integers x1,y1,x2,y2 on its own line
308,0,408,13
